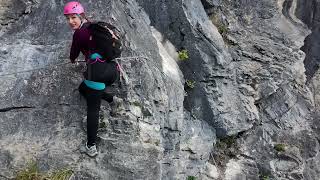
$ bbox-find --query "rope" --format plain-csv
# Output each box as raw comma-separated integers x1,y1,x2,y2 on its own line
0,56,146,77
115,56,184,90
0,56,184,89
0,62,71,77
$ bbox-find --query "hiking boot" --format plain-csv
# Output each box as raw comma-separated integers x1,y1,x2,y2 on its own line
110,96,123,116
80,142,98,157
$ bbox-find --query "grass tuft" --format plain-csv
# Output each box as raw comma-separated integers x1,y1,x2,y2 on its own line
15,161,73,180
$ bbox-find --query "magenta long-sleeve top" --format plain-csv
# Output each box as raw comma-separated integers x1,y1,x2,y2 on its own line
69,22,94,62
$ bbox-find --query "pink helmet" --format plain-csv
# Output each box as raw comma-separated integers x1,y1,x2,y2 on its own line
63,1,84,15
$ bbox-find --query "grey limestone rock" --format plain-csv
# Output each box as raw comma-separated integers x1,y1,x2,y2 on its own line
0,0,320,179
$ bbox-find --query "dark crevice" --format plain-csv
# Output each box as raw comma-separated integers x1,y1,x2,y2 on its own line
302,30,320,83
162,162,171,165
160,127,181,133
181,149,196,154
282,0,293,21
282,0,296,24
200,0,220,10
0,106,34,112
282,0,306,29
53,103,82,107
295,0,317,28
239,153,256,161
179,27,186,43
295,0,320,82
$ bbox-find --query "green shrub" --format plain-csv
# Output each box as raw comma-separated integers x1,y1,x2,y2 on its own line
210,14,229,42
99,121,107,128
50,169,73,180
16,161,42,180
274,144,286,152
187,176,197,180
178,50,189,61
217,135,237,148
132,101,142,107
217,24,228,35
259,174,270,180
186,80,196,89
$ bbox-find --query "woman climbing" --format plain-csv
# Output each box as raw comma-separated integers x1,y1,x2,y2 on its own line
64,1,122,157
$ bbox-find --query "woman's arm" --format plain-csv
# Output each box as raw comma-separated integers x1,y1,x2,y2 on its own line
70,31,81,63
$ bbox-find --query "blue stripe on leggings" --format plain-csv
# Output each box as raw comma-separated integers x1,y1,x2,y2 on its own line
84,80,105,90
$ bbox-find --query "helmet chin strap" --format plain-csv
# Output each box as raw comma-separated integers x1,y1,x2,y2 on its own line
79,21,84,28
77,14,84,28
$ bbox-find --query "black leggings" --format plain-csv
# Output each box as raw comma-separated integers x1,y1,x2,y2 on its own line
79,82,114,146
79,61,119,146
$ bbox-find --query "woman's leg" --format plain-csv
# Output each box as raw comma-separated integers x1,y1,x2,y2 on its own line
86,88,103,146
79,82,104,147
102,92,113,103
78,81,87,99
101,62,120,103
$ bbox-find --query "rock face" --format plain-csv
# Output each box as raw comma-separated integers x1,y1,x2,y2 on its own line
0,0,319,179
